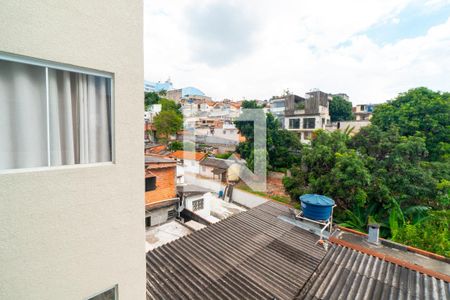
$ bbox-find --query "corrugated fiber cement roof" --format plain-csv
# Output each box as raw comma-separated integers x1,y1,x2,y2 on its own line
146,201,327,299
146,201,450,300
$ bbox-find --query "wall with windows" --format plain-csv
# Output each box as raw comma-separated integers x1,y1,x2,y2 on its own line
145,204,177,228
0,1,145,300
185,194,211,215
145,166,177,205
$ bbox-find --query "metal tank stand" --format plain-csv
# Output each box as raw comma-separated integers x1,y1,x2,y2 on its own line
295,205,335,241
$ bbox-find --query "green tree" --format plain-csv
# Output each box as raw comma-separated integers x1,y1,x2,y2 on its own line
159,98,182,116
235,104,301,171
145,92,160,109
393,210,450,257
371,87,450,160
329,96,353,122
153,110,182,141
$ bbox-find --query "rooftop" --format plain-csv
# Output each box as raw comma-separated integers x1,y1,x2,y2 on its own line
199,157,235,169
145,155,176,164
146,220,193,252
146,202,327,299
169,150,206,161
146,201,450,299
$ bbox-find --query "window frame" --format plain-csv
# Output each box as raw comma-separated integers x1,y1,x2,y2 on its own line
145,177,157,192
85,284,118,300
167,209,176,219
145,216,152,228
302,117,316,129
289,118,300,129
0,52,115,174
192,199,204,211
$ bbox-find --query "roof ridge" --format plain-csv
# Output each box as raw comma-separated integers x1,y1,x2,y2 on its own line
329,236,450,283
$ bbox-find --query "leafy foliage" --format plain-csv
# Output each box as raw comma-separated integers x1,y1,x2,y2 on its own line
153,110,182,141
371,87,450,160
235,101,301,171
329,96,353,122
168,141,195,152
282,88,450,255
393,210,450,257
145,92,183,143
215,152,233,159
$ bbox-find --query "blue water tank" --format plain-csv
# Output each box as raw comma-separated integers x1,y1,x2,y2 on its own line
299,194,335,221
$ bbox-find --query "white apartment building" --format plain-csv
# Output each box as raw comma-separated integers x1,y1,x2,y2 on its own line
284,91,332,143
0,1,145,300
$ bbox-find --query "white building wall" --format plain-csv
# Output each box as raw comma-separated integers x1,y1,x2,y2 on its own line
0,1,145,300
199,165,215,179
183,159,201,174
185,193,212,215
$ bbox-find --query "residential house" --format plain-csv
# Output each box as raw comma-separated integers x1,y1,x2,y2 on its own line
177,184,246,225
209,101,241,119
145,156,178,228
269,94,305,127
354,103,378,120
144,104,161,145
145,143,170,156
167,150,207,176
285,90,332,143
167,86,210,103
181,99,214,117
199,157,235,182
0,1,144,299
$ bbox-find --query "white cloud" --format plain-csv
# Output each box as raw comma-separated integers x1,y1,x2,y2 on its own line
144,0,450,104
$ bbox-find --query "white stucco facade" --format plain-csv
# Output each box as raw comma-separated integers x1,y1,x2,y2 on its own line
0,1,145,300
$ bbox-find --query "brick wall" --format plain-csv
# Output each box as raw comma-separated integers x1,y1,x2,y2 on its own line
145,166,176,205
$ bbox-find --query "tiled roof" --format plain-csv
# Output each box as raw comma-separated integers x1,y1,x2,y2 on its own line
169,150,206,161
146,202,327,300
297,244,450,300
146,201,450,300
145,155,176,164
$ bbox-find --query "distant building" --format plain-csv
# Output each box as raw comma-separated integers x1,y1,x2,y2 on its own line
326,120,371,135
180,99,215,117
168,150,207,176
284,90,332,143
199,157,235,182
145,156,179,229
167,86,210,103
332,93,350,101
208,101,241,119
144,79,173,93
353,104,378,121
269,94,306,127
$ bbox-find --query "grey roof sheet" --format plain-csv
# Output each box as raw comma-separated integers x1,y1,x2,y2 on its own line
297,244,450,300
199,157,234,169
145,156,175,164
176,184,212,194
146,201,450,300
146,201,327,300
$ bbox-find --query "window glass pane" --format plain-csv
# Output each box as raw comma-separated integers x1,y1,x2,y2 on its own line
303,118,315,129
145,177,156,191
48,69,112,165
0,59,48,170
88,286,117,300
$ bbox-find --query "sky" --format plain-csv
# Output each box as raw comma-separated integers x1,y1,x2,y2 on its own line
144,0,450,104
